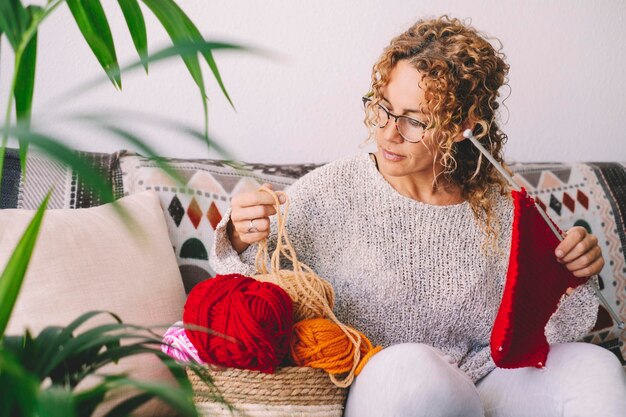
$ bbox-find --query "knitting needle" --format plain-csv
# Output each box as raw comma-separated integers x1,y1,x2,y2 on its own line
463,129,625,330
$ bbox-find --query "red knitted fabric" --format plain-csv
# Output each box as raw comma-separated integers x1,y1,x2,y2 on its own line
183,273,293,373
491,188,588,369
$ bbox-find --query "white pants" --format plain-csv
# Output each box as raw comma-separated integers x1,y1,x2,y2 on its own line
344,342,626,417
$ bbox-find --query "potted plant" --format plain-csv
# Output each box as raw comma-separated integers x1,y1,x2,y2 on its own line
0,1,249,415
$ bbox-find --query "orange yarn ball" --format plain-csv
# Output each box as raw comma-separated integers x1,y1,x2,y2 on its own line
290,318,382,376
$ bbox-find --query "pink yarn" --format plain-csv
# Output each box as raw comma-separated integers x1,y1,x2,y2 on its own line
161,322,205,364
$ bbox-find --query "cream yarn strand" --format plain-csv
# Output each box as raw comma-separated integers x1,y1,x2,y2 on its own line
253,186,362,387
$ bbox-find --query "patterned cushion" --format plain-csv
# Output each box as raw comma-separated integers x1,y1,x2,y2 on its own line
0,148,123,210
118,151,320,293
510,162,626,365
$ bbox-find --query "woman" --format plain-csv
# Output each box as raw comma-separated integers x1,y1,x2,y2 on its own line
211,16,626,417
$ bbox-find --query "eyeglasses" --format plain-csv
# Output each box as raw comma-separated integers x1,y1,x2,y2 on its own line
362,96,427,143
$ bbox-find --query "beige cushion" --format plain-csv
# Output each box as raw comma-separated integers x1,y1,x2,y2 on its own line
0,190,186,416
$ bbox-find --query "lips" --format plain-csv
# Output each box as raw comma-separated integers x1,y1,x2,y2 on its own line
382,148,405,162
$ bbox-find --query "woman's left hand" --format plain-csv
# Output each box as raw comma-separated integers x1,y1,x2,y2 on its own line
555,226,605,278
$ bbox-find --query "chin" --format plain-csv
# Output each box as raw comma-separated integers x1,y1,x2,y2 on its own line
379,158,412,178
377,152,433,180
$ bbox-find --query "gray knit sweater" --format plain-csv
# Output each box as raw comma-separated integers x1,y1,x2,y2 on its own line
210,153,599,383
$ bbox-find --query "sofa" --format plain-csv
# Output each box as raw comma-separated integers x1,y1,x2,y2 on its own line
1,147,624,414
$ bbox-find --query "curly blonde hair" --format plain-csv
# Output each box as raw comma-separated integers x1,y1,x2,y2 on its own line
365,16,511,249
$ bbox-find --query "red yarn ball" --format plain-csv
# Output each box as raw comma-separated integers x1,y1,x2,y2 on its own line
183,274,293,373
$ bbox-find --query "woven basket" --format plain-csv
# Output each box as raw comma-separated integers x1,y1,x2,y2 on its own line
187,366,348,417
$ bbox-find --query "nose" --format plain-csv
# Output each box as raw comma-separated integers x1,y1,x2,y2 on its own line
378,119,403,144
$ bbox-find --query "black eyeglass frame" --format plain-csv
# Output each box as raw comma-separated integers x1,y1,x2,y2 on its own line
362,96,428,143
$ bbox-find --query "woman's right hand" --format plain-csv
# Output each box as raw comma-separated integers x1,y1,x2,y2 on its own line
227,183,286,254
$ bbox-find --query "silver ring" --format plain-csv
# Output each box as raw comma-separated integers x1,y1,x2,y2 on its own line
247,219,259,234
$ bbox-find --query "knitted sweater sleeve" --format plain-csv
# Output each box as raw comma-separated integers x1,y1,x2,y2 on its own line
210,172,320,276
209,207,258,276
545,278,599,344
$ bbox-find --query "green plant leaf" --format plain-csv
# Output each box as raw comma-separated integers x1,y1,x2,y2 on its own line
180,9,234,109
63,340,166,386
66,0,121,89
0,0,28,50
80,372,200,417
86,339,163,363
139,0,204,93
37,311,122,370
143,0,234,109
24,326,64,377
140,0,209,141
73,383,109,417
0,349,39,417
33,323,87,382
1,334,28,362
58,328,158,361
104,375,199,417
60,311,122,340
37,386,77,417
36,323,130,377
93,123,187,185
37,321,161,379
0,191,50,338
101,392,153,417
52,40,247,108
117,0,148,73
72,343,165,384
14,6,42,173
71,110,237,162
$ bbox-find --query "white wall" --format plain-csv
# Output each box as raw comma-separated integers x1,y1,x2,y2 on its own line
2,0,626,163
